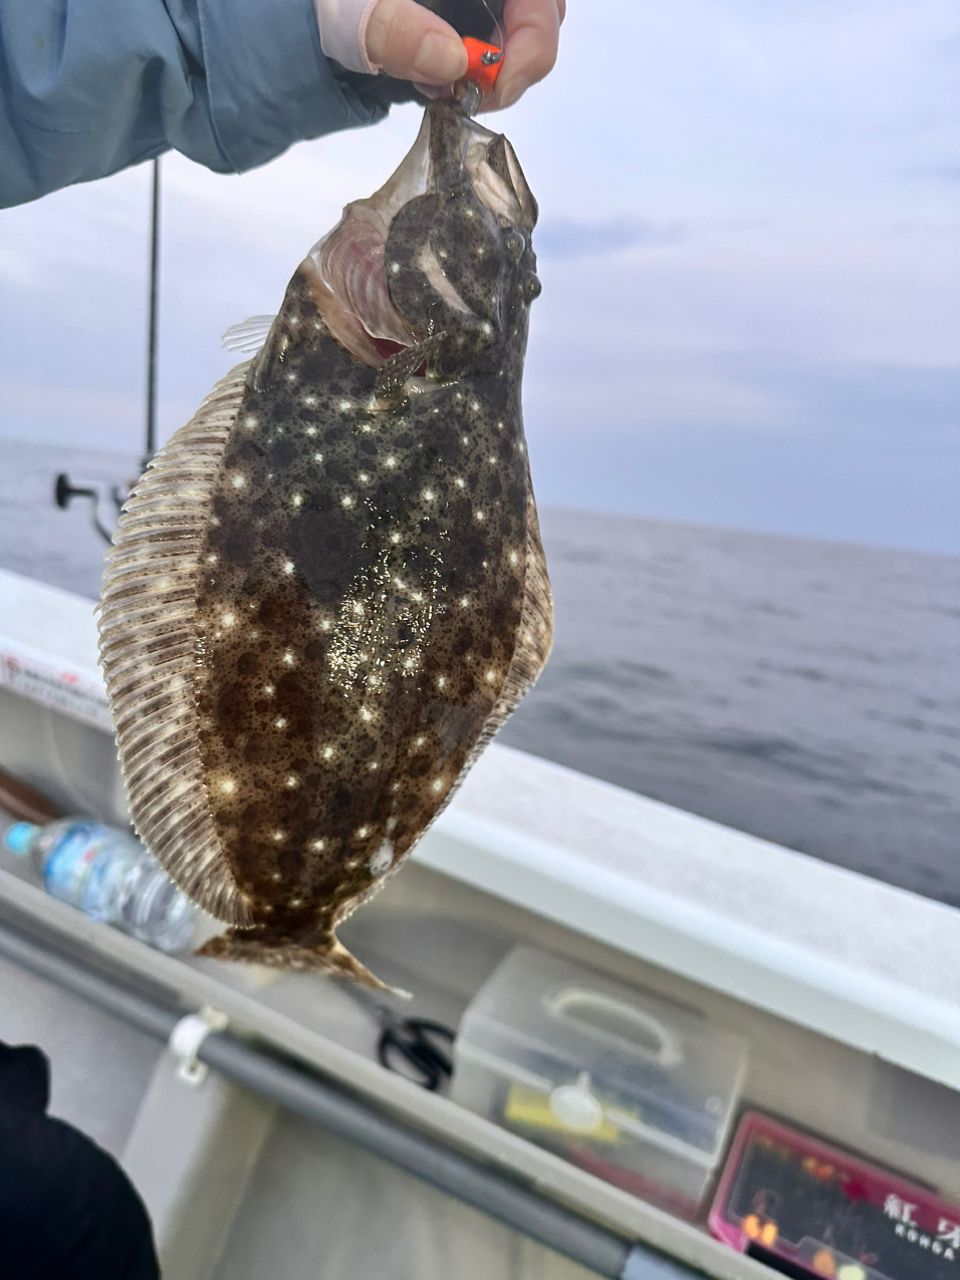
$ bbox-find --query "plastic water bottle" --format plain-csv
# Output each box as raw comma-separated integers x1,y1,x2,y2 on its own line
2,818,195,954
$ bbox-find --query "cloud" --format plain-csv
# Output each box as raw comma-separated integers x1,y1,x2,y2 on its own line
535,216,687,261
906,161,960,183
524,363,960,555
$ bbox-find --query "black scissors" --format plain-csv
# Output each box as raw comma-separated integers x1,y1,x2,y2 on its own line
342,986,455,1091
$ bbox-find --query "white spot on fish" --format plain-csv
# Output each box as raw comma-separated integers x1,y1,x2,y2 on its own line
475,510,486,522
286,371,297,383
272,830,286,843
341,494,355,508
360,706,374,723
231,473,247,490
283,560,295,575
291,493,303,509
431,778,444,793
356,825,371,839
221,611,236,627
302,395,317,408
285,775,299,789
274,717,288,730
455,476,466,489
321,745,335,761
314,452,324,463
282,650,295,666
244,414,259,429
311,839,326,852
306,426,317,436
218,777,237,796
384,455,397,469
422,488,435,502
436,675,447,690
485,669,497,684
509,550,520,566
459,596,470,608
338,399,353,412
206,552,218,564
369,841,394,876
263,684,275,696
389,262,401,275
390,531,402,545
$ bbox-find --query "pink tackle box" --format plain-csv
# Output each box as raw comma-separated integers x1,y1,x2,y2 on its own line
709,1111,960,1280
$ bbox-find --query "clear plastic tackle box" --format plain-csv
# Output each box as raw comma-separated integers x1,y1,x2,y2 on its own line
451,945,749,1216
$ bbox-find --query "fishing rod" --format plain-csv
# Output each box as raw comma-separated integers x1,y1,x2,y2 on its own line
54,157,161,544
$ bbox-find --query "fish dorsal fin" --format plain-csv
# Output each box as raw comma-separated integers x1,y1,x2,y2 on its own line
221,315,276,354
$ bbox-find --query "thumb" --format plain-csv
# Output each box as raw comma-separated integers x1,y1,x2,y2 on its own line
365,0,469,84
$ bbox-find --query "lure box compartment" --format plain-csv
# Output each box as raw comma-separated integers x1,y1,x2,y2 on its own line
710,1112,960,1280
451,945,748,1216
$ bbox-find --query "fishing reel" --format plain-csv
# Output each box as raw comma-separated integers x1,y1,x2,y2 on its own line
53,471,133,546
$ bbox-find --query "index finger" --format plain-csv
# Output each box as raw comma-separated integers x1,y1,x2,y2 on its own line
485,0,564,111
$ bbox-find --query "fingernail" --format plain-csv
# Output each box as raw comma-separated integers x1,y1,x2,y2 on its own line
493,73,522,110
414,32,468,82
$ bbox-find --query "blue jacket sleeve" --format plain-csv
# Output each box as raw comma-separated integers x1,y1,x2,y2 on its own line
0,0,389,208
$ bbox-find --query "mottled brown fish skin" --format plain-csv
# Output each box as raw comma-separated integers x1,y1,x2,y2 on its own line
120,100,551,986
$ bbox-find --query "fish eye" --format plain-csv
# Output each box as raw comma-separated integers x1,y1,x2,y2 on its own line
522,272,542,302
504,229,525,259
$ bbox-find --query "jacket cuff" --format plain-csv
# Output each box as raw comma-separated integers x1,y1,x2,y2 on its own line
197,0,387,173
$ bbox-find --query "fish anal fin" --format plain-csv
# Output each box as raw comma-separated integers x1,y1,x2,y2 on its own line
98,361,254,928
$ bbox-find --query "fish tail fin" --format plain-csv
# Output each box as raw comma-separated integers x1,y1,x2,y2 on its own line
196,929,402,995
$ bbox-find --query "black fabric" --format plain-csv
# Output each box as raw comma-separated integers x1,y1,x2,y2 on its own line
0,1041,160,1280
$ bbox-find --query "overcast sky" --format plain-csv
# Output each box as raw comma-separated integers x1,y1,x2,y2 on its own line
1,0,957,553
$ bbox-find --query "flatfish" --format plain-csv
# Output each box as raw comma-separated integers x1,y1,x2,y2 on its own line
98,99,552,988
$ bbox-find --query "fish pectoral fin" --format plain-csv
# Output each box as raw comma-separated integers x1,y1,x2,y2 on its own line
374,332,446,399
221,314,276,355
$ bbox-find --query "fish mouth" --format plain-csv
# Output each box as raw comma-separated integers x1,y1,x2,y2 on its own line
307,102,532,371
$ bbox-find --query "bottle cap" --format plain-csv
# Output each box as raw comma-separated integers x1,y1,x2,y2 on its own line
3,821,38,856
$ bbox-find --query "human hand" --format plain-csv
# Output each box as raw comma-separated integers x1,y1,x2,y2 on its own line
363,0,563,108
485,0,565,111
